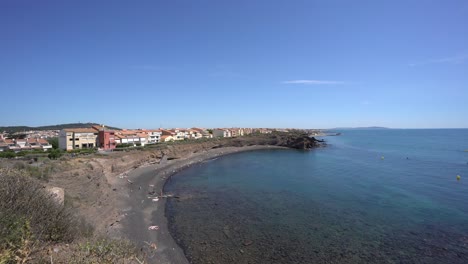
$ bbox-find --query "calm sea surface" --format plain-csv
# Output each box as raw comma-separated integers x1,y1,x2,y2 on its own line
164,129,468,263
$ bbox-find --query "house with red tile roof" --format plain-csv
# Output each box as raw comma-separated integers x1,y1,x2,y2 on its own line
115,131,136,145
191,128,213,138
0,137,52,152
160,134,175,142
160,129,176,142
0,139,9,152
167,129,185,141
15,139,27,148
37,138,53,151
114,129,149,146
113,134,124,144
4,139,20,151
187,129,203,139
147,129,162,144
27,138,44,150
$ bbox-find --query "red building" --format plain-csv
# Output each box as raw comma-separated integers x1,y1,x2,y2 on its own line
97,129,116,150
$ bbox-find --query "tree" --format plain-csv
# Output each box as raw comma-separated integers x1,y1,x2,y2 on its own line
47,137,59,149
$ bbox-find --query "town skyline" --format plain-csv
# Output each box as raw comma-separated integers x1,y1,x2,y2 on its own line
1,1,467,129
1,124,298,152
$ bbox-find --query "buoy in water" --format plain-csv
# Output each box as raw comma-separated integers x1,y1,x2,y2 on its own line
457,175,461,181
381,156,385,160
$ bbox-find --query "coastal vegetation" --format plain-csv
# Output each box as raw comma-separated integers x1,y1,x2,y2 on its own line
0,147,97,160
0,168,146,263
46,137,59,149
0,168,80,262
0,131,323,263
0,149,49,159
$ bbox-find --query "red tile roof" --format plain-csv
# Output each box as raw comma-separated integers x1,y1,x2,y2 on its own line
38,138,49,144
136,133,148,138
161,135,173,140
190,128,205,132
161,129,176,135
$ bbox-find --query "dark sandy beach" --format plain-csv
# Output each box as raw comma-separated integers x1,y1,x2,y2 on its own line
116,145,286,263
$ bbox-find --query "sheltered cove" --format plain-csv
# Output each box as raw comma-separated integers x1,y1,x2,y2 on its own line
113,133,324,263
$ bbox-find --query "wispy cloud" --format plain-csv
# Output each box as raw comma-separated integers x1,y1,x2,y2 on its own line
283,80,345,85
409,53,468,67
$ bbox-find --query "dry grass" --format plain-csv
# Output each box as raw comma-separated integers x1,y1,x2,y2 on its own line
44,237,146,264
0,168,146,263
0,168,82,263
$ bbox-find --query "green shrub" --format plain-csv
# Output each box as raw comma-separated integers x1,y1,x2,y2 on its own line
0,169,82,262
0,151,16,159
48,149,62,160
68,148,97,155
0,216,33,264
116,143,133,148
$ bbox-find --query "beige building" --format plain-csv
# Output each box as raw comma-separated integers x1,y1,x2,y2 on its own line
168,129,186,140
59,128,98,151
191,127,212,138
213,129,232,138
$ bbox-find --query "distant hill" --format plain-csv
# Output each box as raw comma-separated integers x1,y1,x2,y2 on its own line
0,123,121,134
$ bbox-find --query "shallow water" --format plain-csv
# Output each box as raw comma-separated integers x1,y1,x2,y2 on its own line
164,129,468,263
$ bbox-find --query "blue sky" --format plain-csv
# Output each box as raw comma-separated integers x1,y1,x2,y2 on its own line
1,1,467,129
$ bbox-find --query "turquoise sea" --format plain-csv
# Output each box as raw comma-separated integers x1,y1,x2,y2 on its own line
165,129,468,263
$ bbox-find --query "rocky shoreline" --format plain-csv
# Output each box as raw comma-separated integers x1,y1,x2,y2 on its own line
111,133,324,263
116,146,287,263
